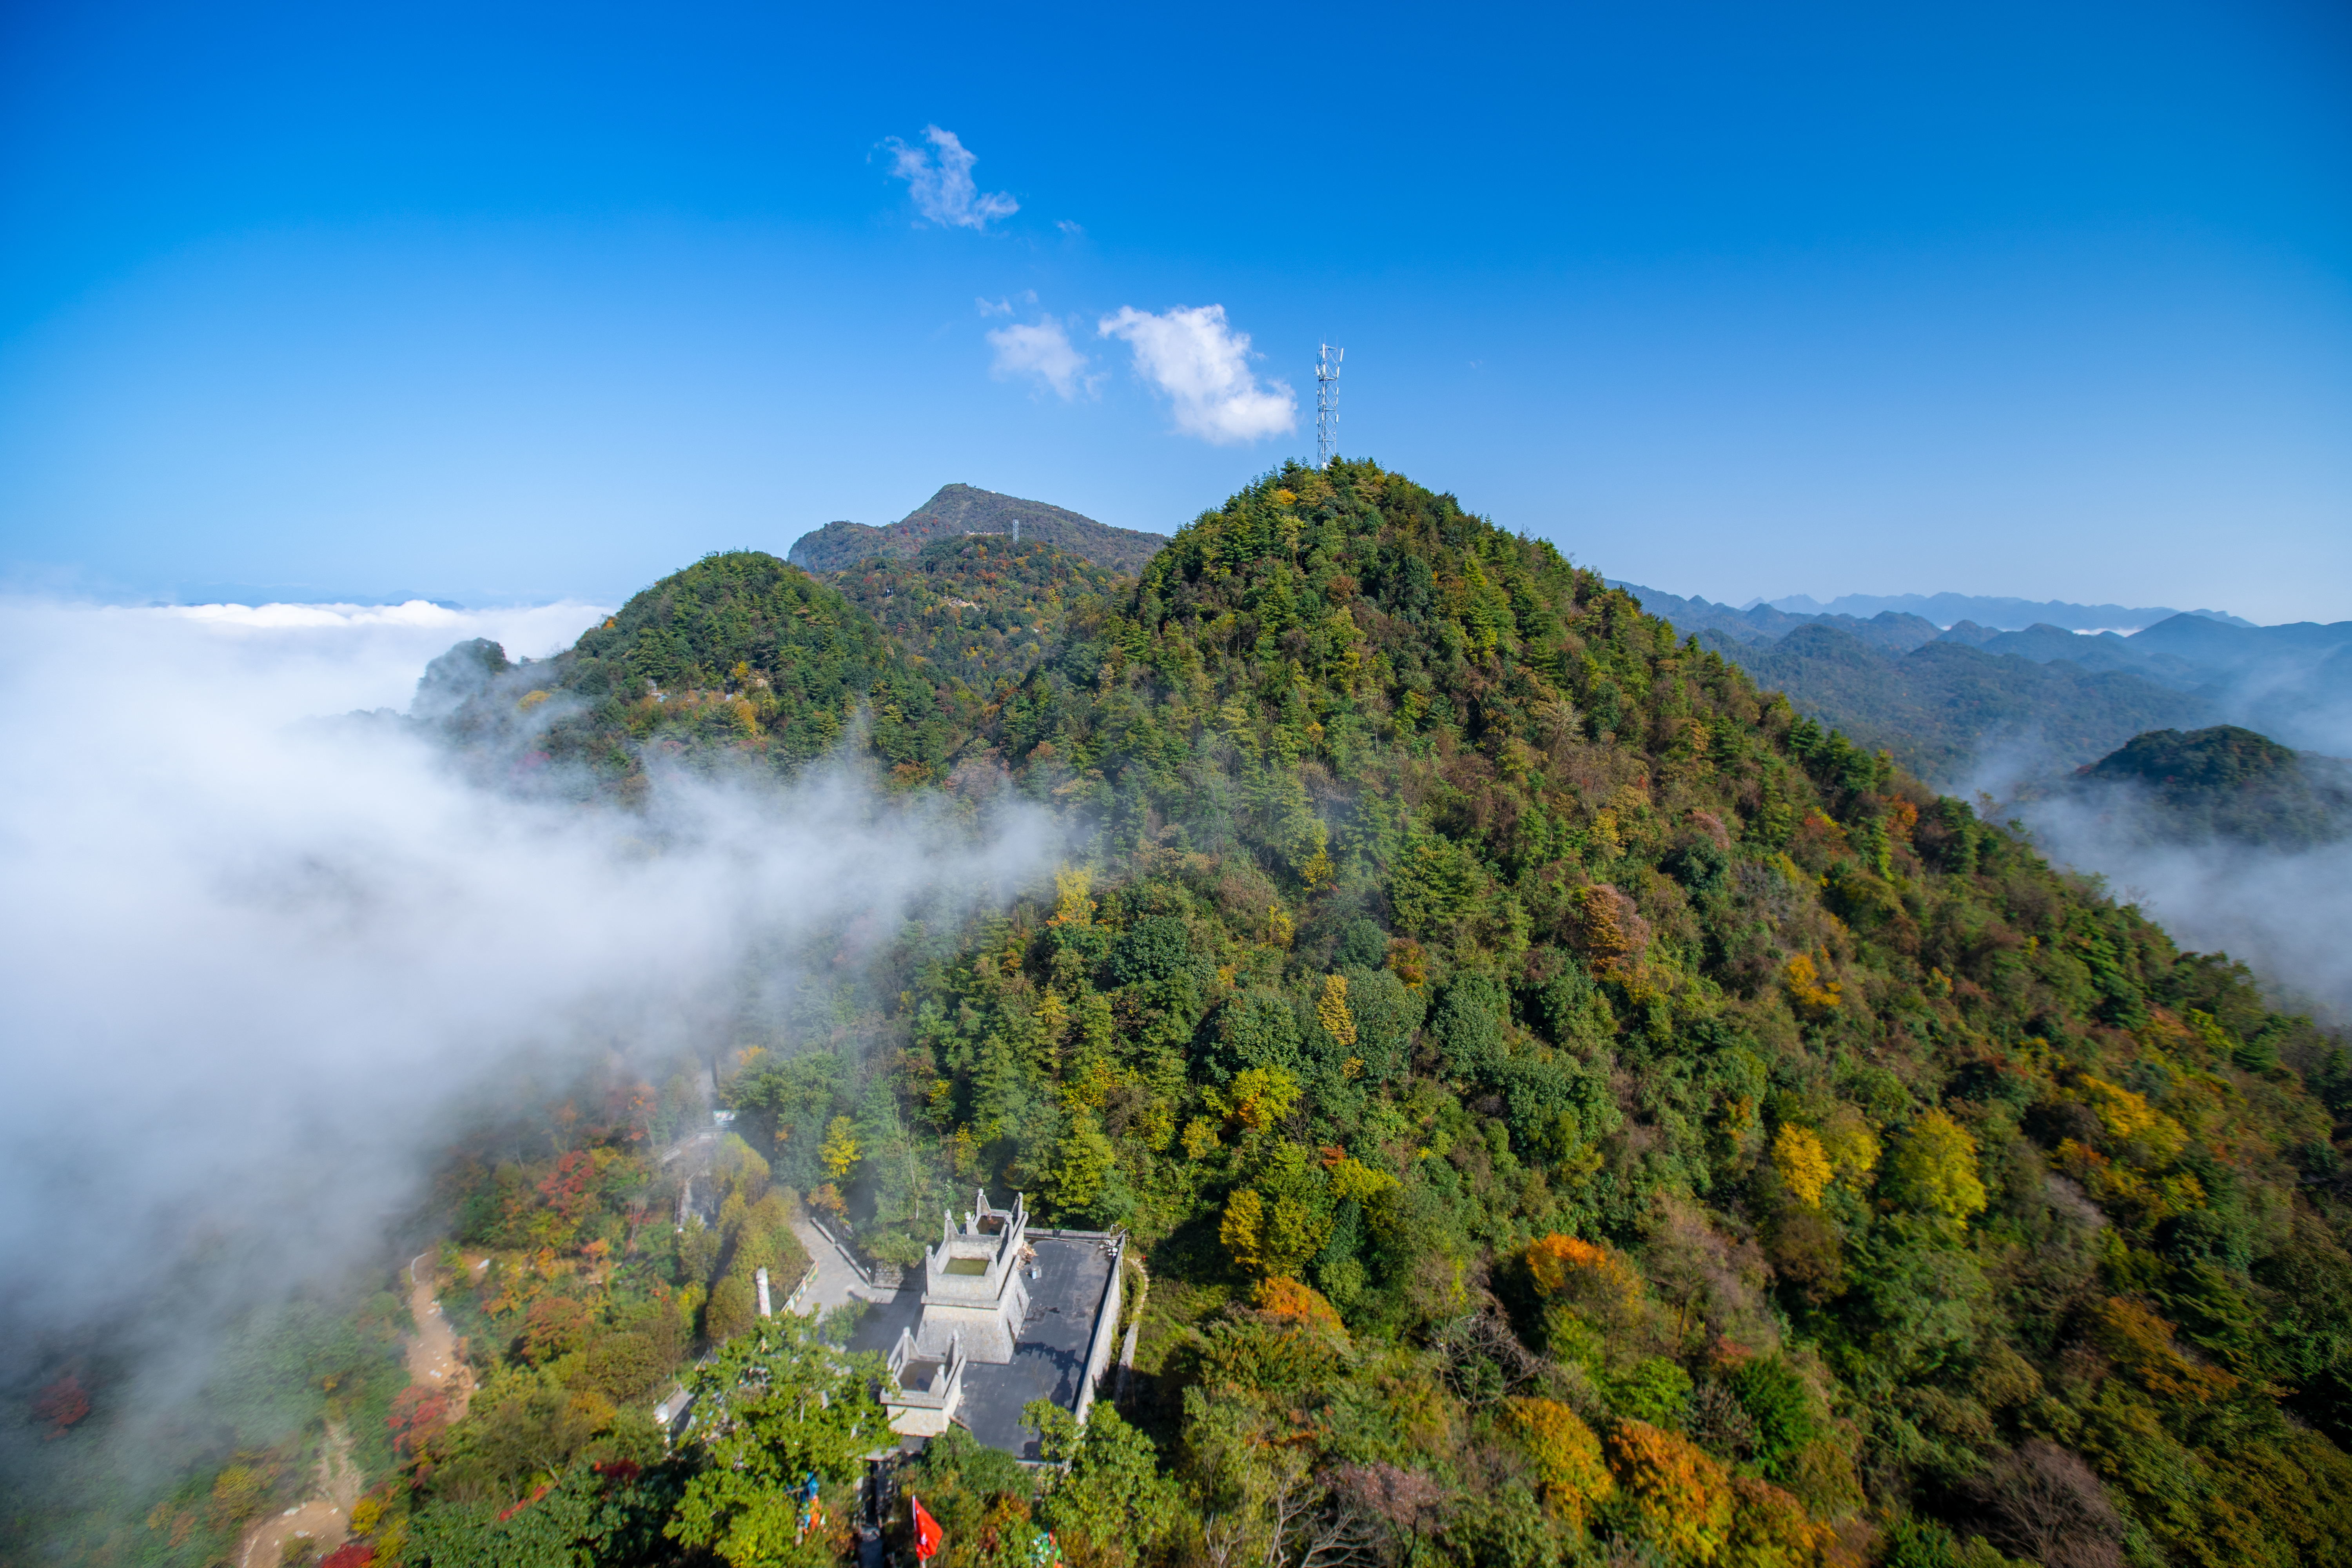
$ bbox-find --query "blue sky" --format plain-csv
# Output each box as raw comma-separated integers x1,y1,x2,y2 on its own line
1,0,2347,620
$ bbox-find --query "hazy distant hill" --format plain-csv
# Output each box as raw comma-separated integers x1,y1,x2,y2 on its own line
1622,572,2352,776
788,484,1168,576
1702,622,2208,782
1755,589,2251,632
2064,724,2352,848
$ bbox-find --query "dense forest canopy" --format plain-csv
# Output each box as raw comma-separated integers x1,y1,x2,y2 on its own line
19,461,2352,1568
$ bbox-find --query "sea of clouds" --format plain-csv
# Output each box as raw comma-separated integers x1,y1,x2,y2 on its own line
0,596,1053,1425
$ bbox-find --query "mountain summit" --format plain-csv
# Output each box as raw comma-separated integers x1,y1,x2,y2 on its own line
788,483,1168,576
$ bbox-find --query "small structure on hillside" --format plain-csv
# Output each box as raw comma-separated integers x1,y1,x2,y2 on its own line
857,1189,1125,1457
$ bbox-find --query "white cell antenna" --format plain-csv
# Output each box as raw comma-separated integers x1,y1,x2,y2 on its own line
1316,343,1343,468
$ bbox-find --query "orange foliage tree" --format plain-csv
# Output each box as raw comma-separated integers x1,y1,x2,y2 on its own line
1252,1276,1345,1336
1608,1419,1734,1563
1524,1233,1646,1350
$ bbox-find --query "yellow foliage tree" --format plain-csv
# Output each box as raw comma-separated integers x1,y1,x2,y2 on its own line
1525,1233,1646,1351
1328,1156,1399,1205
1505,1397,1614,1530
1773,1126,1834,1207
1051,866,1096,927
1782,954,1842,1019
1316,973,1357,1051
1527,1234,1642,1308
1220,1189,1268,1274
1227,1066,1301,1132
1818,1108,1880,1190
819,1116,862,1181
1608,1420,1735,1564
2074,1074,2188,1167
1883,1107,1987,1226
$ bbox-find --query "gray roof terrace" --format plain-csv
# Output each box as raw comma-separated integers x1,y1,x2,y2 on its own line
849,1230,1117,1459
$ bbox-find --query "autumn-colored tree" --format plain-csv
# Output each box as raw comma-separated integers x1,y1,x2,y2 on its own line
1609,1420,1735,1564
2073,1074,2187,1167
31,1373,88,1434
1772,1126,1833,1207
1782,955,1842,1019
2089,1296,2239,1404
1225,1066,1301,1132
522,1294,593,1363
207,1463,269,1532
1504,1397,1613,1530
1725,1475,1826,1568
1316,973,1356,1051
1327,1156,1398,1205
1252,1276,1345,1335
1050,866,1096,927
1573,884,1645,970
1221,1189,1269,1274
1882,1107,1987,1225
818,1116,862,1181
1818,1108,1879,1190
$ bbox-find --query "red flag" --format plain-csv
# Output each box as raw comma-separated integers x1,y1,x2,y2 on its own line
912,1492,943,1561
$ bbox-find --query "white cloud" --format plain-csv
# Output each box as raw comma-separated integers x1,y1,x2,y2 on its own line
0,595,1056,1355
1098,304,1296,444
987,317,1094,400
976,296,1013,316
1056,220,1084,236
884,125,1017,230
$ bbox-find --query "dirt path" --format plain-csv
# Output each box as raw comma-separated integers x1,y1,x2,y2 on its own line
406,1251,475,1418
238,1423,357,1568
236,1258,472,1567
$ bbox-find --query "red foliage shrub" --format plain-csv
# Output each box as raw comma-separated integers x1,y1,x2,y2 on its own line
32,1374,89,1434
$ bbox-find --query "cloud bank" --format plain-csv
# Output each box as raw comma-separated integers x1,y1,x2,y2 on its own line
0,599,1054,1383
2017,786,2352,1024
1100,304,1296,443
884,125,1018,229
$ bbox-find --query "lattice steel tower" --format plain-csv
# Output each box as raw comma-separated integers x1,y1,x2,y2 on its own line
1316,343,1344,468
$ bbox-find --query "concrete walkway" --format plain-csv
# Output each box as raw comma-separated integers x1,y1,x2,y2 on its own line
788,1214,900,1318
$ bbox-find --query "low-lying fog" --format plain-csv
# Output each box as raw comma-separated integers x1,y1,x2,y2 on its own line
0,597,1054,1448
2013,789,2352,1026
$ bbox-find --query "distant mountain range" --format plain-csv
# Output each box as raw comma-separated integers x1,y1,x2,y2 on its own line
1747,590,2254,632
788,484,1168,577
1612,579,2352,782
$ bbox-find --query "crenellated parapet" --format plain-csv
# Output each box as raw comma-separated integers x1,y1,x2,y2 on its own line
915,1188,1031,1363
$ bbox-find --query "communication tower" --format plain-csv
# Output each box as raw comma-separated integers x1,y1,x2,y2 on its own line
1316,343,1343,468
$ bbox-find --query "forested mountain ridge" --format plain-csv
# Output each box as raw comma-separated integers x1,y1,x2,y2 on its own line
824,534,1125,711
78,463,2352,1568
801,461,2352,1565
497,534,1125,795
788,483,1169,576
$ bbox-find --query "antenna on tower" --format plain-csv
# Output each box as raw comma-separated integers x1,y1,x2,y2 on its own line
1316,343,1343,468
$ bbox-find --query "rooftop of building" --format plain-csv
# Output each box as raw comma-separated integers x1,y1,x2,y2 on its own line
850,1228,1118,1458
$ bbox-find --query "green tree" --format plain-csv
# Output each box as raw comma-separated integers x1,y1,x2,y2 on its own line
666,1314,888,1567
1882,1108,1987,1226
1027,1401,1181,1566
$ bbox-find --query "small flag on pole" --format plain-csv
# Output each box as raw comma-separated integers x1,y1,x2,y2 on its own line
912,1492,943,1561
